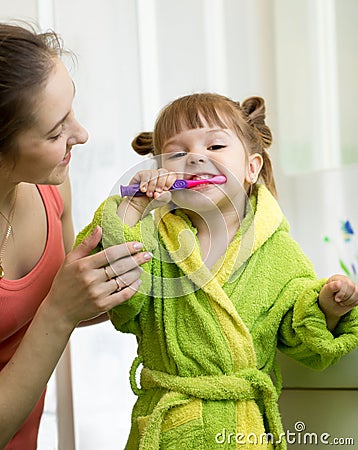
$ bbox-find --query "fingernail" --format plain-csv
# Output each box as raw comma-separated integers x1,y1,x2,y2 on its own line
133,242,143,250
143,252,153,260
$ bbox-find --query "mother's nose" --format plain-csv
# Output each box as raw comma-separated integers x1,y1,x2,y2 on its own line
75,122,89,145
68,120,89,146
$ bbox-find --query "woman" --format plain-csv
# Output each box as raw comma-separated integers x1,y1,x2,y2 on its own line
0,22,150,448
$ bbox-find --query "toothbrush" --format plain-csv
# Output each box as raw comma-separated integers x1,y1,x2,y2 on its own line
120,175,227,197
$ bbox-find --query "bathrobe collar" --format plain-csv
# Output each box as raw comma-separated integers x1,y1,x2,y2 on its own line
155,184,284,289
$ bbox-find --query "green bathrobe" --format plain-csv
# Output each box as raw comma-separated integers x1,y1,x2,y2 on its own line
75,185,358,450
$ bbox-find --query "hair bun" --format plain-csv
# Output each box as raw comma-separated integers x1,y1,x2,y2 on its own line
241,96,272,148
131,131,154,155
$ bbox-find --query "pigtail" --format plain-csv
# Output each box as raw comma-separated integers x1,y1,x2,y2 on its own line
241,96,277,197
241,97,272,149
131,131,155,156
259,152,277,197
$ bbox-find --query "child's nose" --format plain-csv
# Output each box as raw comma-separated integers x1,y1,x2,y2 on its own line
187,152,207,165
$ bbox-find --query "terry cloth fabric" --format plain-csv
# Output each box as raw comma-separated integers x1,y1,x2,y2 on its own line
75,184,358,450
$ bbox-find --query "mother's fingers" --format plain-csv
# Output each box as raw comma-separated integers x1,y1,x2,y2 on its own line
103,266,112,281
109,278,143,305
86,241,145,270
68,226,103,263
108,267,143,294
111,250,152,276
101,250,152,281
81,266,144,315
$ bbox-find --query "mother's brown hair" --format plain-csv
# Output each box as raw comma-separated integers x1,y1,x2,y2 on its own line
0,22,64,164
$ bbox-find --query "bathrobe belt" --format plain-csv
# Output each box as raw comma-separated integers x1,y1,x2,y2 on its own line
130,357,285,450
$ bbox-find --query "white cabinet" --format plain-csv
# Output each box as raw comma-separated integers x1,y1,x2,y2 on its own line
279,390,358,449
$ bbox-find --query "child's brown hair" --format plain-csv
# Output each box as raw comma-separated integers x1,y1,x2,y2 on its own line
132,93,277,197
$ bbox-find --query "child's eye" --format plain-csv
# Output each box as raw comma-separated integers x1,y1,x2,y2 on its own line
168,152,186,159
208,144,225,150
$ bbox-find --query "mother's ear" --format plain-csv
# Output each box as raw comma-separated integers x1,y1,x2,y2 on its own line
245,153,263,184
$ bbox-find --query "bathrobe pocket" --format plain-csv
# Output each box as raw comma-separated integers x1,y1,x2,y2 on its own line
137,398,205,449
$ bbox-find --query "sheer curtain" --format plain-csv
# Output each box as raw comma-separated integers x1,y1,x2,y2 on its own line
273,0,358,276
274,0,358,175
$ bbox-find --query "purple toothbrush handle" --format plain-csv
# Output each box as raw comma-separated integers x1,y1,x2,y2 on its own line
120,183,143,197
171,179,188,189
120,179,189,197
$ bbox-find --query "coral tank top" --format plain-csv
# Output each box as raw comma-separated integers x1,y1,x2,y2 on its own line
0,185,65,449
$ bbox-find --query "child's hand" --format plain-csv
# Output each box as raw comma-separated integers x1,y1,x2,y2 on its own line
118,169,178,226
318,274,358,331
131,168,177,200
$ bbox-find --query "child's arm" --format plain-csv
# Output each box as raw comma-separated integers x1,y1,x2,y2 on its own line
117,169,178,226
318,275,358,332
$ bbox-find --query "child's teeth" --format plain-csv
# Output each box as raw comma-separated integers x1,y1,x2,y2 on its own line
193,175,210,180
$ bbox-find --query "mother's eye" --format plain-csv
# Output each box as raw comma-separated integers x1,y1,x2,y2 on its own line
49,131,63,141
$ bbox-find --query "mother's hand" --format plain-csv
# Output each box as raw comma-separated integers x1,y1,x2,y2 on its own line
46,226,151,330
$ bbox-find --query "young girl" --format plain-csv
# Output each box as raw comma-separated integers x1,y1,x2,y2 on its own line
76,93,358,449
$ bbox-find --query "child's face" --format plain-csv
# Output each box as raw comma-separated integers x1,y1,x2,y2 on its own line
160,124,259,213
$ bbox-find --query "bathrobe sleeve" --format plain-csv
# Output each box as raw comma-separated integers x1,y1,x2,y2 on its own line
74,195,157,336
278,278,358,370
273,232,358,370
